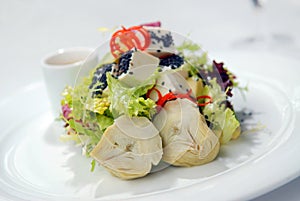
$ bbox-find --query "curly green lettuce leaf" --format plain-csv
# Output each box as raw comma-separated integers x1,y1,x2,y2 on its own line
90,159,96,172
220,108,240,143
68,119,101,143
127,97,156,117
107,73,157,119
72,75,113,122
85,97,110,115
61,86,73,106
202,78,240,144
97,114,114,131
72,77,93,121
177,40,201,53
60,73,114,157
177,41,210,78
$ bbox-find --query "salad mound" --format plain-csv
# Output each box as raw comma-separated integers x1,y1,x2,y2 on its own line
60,22,244,179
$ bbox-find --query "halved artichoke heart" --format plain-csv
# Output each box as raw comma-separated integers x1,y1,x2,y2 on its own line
90,115,163,179
153,98,220,167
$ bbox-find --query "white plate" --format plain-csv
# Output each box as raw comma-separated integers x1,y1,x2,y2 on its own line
0,51,300,201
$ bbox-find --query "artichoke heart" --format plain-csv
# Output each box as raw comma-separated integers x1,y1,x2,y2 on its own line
90,115,163,179
153,98,220,167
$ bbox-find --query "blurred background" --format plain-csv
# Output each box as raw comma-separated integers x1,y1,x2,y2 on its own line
1,0,299,97
0,0,299,200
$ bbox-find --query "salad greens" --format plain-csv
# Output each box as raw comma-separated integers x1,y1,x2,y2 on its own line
201,79,240,144
59,69,158,158
59,34,245,171
177,40,242,144
60,75,114,157
178,41,210,79
107,73,157,119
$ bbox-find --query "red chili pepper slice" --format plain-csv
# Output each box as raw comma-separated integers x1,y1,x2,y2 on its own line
146,86,162,101
156,92,177,107
147,87,213,112
110,25,151,58
174,89,196,103
131,26,150,49
110,28,141,57
196,95,213,106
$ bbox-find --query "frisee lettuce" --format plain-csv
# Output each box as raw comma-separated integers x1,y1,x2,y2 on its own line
85,97,110,115
220,108,240,143
107,73,157,119
177,40,201,52
177,41,211,79
97,114,114,131
68,119,101,143
60,75,114,157
61,86,73,106
90,159,96,172
201,78,240,144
